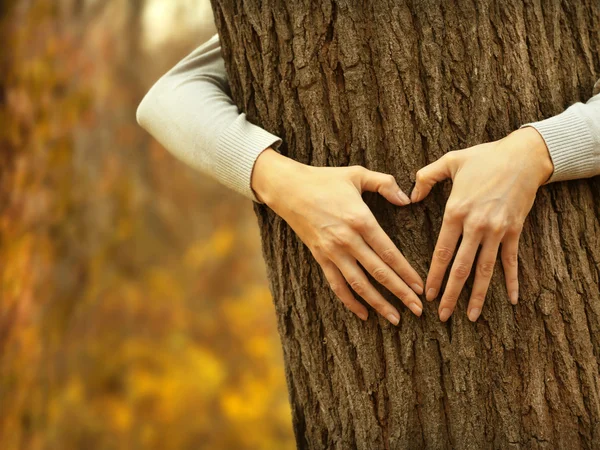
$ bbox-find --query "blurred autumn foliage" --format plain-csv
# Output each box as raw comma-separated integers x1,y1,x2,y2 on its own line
0,1,293,449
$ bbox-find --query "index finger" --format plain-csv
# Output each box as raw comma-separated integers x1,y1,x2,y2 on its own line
361,218,424,294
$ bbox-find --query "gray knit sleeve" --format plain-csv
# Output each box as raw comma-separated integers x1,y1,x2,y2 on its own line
136,34,282,201
521,80,600,183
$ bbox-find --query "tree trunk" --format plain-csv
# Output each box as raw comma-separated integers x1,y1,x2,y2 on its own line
211,1,600,448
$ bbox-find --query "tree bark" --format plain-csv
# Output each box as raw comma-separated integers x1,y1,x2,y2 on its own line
211,1,600,448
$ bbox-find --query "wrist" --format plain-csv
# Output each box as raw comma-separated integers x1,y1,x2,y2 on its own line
251,149,302,207
512,127,554,186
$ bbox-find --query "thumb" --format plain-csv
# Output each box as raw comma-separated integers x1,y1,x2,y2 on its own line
358,168,411,206
411,153,454,203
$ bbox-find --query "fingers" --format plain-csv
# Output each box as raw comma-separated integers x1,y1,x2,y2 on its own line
466,237,501,322
321,261,369,321
360,218,424,294
313,203,424,324
411,153,455,203
348,167,425,294
349,238,423,317
425,219,462,302
357,168,411,206
335,257,402,326
501,231,521,305
438,234,481,322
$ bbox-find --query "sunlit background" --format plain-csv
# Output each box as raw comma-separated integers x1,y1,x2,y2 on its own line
0,0,294,448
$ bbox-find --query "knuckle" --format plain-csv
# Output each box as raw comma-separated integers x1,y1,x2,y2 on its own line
472,223,486,234
372,267,388,284
415,170,425,184
487,219,505,235
345,166,364,180
470,296,485,307
319,239,337,257
312,240,326,255
507,276,519,285
466,216,487,233
444,203,466,222
434,247,454,263
384,174,396,186
452,263,471,279
477,261,495,277
441,296,458,308
443,151,457,164
380,248,397,265
349,279,366,295
503,252,518,268
348,165,364,176
444,209,458,223
395,287,410,302
347,212,371,231
331,228,353,248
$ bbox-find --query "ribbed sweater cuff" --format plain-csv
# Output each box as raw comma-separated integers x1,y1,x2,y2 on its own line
215,114,282,202
521,109,596,183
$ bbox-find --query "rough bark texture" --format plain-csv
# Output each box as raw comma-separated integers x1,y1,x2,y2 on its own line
211,1,600,448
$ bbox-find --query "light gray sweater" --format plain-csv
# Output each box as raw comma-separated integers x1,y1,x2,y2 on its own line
137,34,600,201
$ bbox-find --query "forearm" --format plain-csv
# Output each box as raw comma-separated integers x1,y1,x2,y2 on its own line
522,84,600,183
136,34,281,201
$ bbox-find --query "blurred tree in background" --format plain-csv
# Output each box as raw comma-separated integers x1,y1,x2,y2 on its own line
0,1,294,448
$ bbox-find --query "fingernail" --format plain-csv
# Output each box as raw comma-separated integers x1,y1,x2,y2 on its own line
411,283,424,295
410,187,420,203
468,308,481,322
439,308,451,322
397,190,411,205
409,303,423,317
510,291,518,305
386,313,400,326
426,288,437,301
358,311,368,321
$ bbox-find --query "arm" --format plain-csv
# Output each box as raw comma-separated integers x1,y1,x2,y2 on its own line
521,82,600,182
411,81,600,323
137,34,425,324
136,34,281,201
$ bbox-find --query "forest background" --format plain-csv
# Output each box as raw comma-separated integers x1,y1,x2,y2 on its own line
0,0,294,448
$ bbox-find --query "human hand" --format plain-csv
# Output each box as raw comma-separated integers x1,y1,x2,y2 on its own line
411,127,554,322
252,149,424,325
